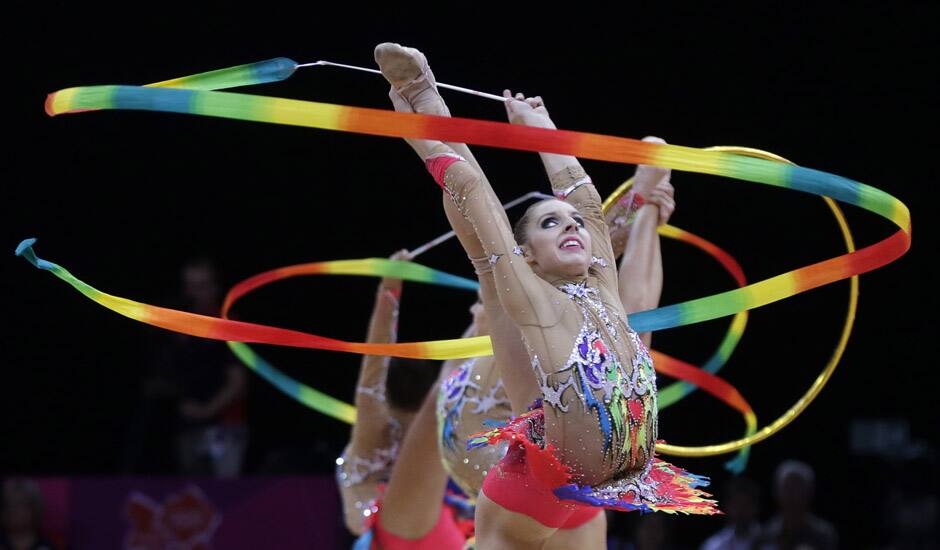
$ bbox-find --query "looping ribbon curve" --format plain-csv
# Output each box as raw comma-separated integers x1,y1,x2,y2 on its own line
20,57,907,461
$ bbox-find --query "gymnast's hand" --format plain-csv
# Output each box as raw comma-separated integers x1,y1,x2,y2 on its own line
645,177,676,226
633,136,671,201
503,89,555,129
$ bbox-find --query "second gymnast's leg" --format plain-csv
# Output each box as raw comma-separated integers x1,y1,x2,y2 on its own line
376,383,464,546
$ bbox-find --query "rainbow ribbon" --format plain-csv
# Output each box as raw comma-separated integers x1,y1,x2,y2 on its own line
607,146,859,466
41,60,767,459
14,237,753,411
216,241,759,466
15,242,490,359
220,258,481,425
213,164,761,468
145,58,297,90
656,149,860,459
16,239,757,456
32,59,909,457
604,177,755,471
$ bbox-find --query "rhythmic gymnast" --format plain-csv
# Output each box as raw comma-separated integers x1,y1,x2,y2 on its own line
339,189,676,549
374,42,718,549
337,250,476,547
346,295,490,548
340,113,677,550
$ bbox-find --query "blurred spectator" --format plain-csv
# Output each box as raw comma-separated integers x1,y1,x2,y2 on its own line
0,478,57,550
170,258,248,477
882,457,937,550
700,477,761,550
124,258,249,476
756,460,837,550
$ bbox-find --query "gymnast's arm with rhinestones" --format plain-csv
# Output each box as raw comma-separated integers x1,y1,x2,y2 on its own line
336,257,405,535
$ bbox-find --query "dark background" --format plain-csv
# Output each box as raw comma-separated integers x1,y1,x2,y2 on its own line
2,4,936,547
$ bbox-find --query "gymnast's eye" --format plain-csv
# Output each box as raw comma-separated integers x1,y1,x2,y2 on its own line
541,217,559,229
573,215,585,228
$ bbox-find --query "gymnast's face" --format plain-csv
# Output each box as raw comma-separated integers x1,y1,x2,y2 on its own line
522,199,592,278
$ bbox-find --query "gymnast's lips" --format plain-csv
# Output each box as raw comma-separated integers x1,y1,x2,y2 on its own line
559,236,584,250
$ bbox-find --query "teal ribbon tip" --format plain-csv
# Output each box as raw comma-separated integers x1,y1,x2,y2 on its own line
278,57,299,69
15,238,37,257
15,238,55,271
723,451,750,475
15,238,43,269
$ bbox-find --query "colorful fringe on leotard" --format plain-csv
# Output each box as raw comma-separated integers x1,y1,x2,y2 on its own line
468,406,719,515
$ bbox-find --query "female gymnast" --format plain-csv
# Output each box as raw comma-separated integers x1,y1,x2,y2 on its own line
339,188,676,549
337,249,455,544
374,42,717,549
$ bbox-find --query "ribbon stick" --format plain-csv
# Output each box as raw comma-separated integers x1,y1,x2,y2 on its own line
300,60,510,102
410,191,553,258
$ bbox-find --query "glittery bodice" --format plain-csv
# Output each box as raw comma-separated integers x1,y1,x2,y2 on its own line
530,280,659,474
436,356,512,499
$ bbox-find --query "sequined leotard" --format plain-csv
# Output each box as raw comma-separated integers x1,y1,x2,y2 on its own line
436,355,511,498
434,157,647,480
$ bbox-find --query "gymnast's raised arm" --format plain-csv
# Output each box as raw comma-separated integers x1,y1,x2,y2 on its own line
502,91,620,298
617,146,675,347
374,44,558,329
337,249,408,535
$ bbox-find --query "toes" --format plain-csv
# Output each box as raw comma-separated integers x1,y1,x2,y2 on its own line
374,42,400,64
